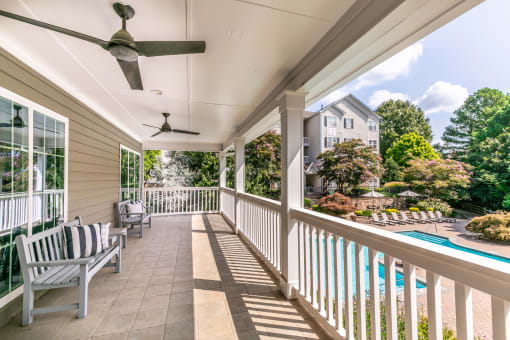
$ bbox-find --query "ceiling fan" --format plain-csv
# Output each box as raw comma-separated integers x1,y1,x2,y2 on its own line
0,3,206,90
143,113,199,137
0,105,25,128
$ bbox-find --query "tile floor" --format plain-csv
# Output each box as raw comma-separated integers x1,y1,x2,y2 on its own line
0,214,329,340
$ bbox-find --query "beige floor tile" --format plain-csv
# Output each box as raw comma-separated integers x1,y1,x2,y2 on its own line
145,283,173,297
169,291,193,306
164,320,195,340
94,313,137,336
132,308,167,330
196,301,229,319
54,315,103,339
197,314,234,339
128,325,164,340
92,331,129,340
139,295,170,311
166,303,194,323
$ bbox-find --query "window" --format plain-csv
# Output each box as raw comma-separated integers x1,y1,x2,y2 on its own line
344,118,354,129
0,88,68,299
324,116,337,136
369,139,377,150
368,119,377,132
324,137,339,148
344,138,352,142
120,146,141,201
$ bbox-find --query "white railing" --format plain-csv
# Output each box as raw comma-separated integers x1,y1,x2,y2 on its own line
237,192,281,272
219,187,236,225
143,187,219,215
288,207,510,340
0,190,64,233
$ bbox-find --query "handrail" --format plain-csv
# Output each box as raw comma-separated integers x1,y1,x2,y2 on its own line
290,207,510,301
219,186,235,194
237,191,281,211
144,186,219,191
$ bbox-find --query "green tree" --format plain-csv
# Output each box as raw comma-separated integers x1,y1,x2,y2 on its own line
245,130,281,200
317,139,383,194
381,156,401,183
375,100,433,157
385,133,439,167
440,88,509,160
402,158,472,202
179,152,219,187
143,150,161,182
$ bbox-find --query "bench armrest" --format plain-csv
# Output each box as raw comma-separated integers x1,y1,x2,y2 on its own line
27,257,94,267
121,212,145,217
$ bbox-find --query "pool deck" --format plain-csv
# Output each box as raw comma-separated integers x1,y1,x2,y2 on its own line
370,217,508,339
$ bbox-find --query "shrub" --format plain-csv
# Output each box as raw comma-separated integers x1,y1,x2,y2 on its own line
385,208,399,214
466,213,510,241
318,192,356,216
304,198,312,208
409,207,419,212
355,210,363,216
503,193,510,211
416,198,453,216
350,187,371,196
362,210,373,217
312,204,321,212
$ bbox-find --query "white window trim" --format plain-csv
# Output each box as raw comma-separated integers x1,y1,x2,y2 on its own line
0,86,69,306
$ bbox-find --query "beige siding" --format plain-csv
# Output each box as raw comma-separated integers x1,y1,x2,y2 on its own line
0,47,142,225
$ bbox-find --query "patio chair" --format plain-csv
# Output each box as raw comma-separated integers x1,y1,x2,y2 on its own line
427,211,442,222
390,212,406,225
371,213,391,226
399,211,415,224
115,200,152,238
420,211,438,222
381,213,397,225
436,211,456,223
411,211,428,223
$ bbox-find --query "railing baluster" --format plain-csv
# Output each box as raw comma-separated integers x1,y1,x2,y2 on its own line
310,226,317,307
426,271,442,340
298,221,305,295
455,282,473,340
334,235,343,332
404,262,417,340
344,238,354,339
368,248,381,340
491,296,510,340
325,232,333,323
355,243,366,340
384,255,397,340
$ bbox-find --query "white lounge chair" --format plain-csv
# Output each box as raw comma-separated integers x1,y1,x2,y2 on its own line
427,211,441,222
436,211,456,223
411,211,427,223
420,211,438,222
372,213,391,226
390,212,406,224
381,213,397,225
399,211,415,224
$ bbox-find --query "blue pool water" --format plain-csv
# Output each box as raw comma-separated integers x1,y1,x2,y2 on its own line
319,238,426,298
398,230,510,264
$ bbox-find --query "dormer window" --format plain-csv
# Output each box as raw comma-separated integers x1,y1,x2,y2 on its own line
344,118,354,129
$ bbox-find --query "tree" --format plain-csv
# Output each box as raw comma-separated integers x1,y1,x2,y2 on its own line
143,150,161,182
381,156,401,183
440,88,509,160
375,100,433,157
178,152,219,187
402,158,472,202
245,130,281,200
385,133,439,167
317,139,383,194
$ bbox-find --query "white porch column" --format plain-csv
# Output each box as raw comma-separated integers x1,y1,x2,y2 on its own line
234,138,245,234
279,90,306,299
219,151,227,188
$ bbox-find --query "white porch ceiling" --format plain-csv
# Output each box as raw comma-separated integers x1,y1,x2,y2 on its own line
0,0,355,148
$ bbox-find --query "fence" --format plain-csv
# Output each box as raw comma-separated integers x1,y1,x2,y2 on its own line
143,187,219,215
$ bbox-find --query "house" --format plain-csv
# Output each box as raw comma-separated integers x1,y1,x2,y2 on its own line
304,94,381,194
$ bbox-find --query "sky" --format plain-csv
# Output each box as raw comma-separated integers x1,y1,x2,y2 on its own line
307,0,510,143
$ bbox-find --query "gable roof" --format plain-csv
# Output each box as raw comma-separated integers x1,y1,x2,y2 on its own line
317,93,382,120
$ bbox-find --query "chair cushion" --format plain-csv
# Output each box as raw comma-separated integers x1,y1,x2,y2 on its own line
100,222,110,249
63,224,103,259
127,203,144,214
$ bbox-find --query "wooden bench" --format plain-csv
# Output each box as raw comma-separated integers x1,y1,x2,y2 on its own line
115,200,152,238
15,217,122,326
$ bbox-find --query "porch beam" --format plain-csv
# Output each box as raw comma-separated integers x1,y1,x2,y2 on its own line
234,137,245,234
142,141,222,152
279,90,306,299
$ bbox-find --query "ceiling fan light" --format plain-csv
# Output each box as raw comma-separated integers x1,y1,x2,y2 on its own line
110,44,138,61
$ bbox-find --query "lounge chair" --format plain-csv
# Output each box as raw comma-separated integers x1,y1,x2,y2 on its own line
428,211,442,222
381,213,397,225
399,211,415,224
372,213,392,226
420,211,438,222
390,212,406,224
411,211,428,223
436,211,456,223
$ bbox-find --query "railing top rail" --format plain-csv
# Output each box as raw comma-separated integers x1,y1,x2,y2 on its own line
219,187,236,194
290,207,510,301
237,191,281,211
143,186,219,191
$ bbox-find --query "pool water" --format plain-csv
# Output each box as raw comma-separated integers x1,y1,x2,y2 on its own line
318,238,426,298
398,230,510,264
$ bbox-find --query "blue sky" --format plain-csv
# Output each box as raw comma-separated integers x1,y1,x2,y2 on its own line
307,0,510,143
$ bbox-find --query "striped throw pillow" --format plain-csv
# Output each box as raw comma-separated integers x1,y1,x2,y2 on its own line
63,224,103,259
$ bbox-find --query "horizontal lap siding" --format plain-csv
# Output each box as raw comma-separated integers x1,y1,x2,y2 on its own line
0,48,142,226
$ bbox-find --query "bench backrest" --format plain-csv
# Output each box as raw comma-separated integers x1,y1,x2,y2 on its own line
115,200,132,224
16,218,81,281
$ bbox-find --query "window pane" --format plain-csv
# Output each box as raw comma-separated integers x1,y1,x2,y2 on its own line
45,116,56,155
12,150,28,193
121,149,128,188
45,155,56,190
129,152,135,187
0,97,11,147
56,156,64,189
55,121,65,156
33,111,45,152
0,148,12,194
12,104,28,150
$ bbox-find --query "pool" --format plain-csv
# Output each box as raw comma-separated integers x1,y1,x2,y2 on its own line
398,230,510,264
319,238,426,298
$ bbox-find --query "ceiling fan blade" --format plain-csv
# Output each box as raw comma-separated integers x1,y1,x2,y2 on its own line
172,129,200,135
116,59,143,90
136,41,206,57
0,10,108,48
150,131,163,138
142,124,161,129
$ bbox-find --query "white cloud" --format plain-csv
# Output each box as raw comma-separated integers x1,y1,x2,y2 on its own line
352,43,423,91
416,81,468,114
368,90,409,108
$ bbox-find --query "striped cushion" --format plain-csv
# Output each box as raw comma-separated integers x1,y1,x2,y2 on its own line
63,224,103,259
